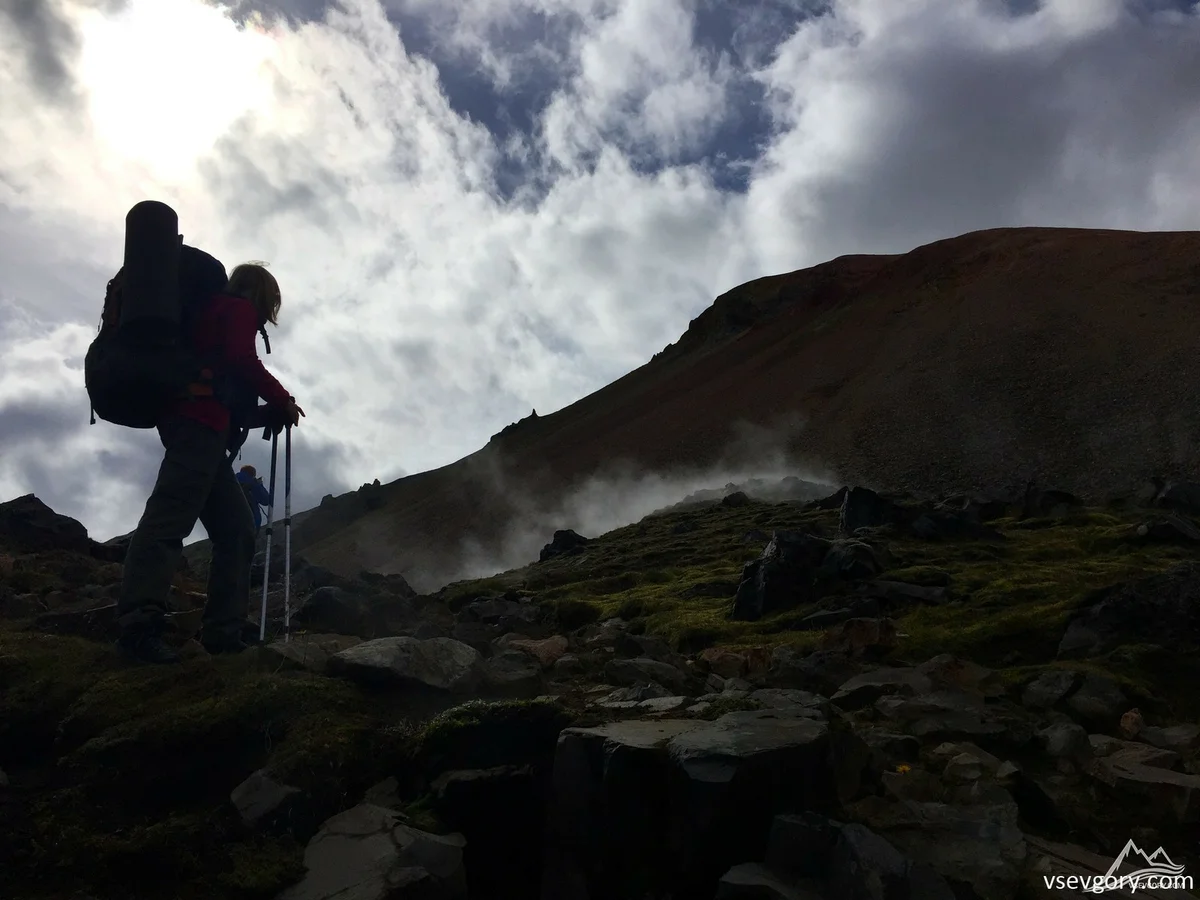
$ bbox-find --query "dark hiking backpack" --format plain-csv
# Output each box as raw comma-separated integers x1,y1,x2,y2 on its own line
85,201,267,456
86,201,223,428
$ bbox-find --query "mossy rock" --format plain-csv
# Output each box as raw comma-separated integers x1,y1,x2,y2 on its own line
412,698,573,777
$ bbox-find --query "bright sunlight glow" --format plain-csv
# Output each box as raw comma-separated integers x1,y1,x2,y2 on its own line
76,0,277,181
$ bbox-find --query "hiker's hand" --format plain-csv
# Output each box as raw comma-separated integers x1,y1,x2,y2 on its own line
283,400,305,428
261,405,290,435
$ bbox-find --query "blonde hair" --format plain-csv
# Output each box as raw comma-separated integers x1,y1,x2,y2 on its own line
225,262,281,326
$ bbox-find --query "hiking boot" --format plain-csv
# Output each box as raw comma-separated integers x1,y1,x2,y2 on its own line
201,633,251,656
116,630,181,665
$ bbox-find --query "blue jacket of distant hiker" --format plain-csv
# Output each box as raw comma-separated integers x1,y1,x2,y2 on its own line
236,466,272,529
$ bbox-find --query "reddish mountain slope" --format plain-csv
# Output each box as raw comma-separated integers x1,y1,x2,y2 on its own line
294,226,1200,589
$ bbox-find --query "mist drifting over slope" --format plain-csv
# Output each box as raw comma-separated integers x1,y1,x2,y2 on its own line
428,412,839,591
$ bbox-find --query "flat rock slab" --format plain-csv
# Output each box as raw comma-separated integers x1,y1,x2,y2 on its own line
1086,756,1200,824
329,637,482,692
832,668,933,710
748,689,828,716
716,863,828,900
266,634,363,673
597,695,690,713
667,711,831,785
560,719,702,752
277,803,466,900
1139,724,1200,754
847,795,1026,900
1089,734,1180,769
604,657,691,694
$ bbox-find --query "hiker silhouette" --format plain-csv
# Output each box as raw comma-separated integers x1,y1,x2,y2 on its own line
116,261,305,665
236,464,273,532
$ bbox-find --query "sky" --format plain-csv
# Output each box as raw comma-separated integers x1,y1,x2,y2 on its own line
1,0,1198,545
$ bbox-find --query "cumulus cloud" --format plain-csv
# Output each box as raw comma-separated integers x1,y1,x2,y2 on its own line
1,0,1198,547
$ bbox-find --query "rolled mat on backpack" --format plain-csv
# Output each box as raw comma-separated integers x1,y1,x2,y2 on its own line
120,200,181,339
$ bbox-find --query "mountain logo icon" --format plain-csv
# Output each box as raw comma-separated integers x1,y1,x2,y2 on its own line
1104,839,1187,887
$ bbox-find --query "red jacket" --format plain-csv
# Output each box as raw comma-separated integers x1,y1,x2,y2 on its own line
167,293,293,433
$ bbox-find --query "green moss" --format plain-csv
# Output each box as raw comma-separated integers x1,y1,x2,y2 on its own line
414,698,572,775
398,794,448,835
550,597,602,630
692,694,761,719
885,565,952,586
67,666,362,770
266,709,394,820
0,629,114,766
219,836,306,895
21,795,305,899
431,500,1196,718
0,626,387,899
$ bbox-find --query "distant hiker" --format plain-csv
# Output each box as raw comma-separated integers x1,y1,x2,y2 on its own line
113,257,305,665
236,464,272,532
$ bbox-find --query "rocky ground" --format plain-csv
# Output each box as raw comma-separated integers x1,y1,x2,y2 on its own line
2,480,1200,900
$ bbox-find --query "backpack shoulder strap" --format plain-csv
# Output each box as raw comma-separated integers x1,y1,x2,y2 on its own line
98,268,126,335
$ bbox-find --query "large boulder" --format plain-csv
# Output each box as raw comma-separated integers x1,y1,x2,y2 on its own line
0,494,90,553
502,634,569,669
481,650,544,697
730,531,832,621
818,540,886,580
230,769,303,833
840,487,902,536
769,648,862,696
457,597,546,637
1058,562,1200,658
541,709,870,900
328,637,483,692
430,764,545,900
838,486,1006,541
666,710,869,897
265,634,363,674
1153,480,1200,515
292,586,372,636
539,529,590,561
541,720,701,900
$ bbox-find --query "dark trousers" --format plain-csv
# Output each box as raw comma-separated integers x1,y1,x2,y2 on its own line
117,415,256,641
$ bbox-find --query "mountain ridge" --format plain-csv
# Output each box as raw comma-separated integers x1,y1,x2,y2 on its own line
190,225,1200,591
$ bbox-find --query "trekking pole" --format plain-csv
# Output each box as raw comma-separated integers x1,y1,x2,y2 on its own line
258,431,279,644
283,424,293,644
